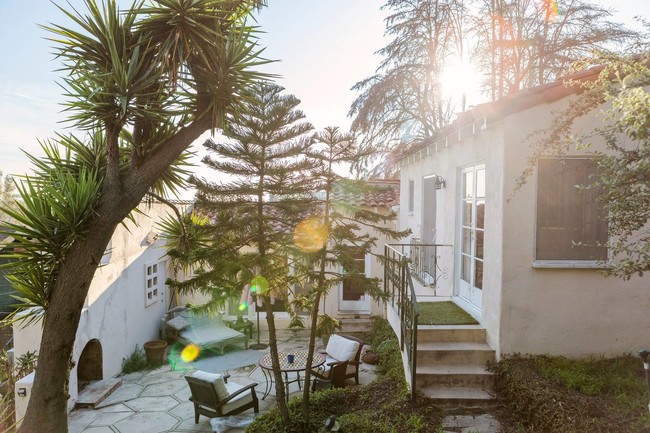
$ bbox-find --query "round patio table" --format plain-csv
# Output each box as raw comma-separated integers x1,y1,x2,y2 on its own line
258,349,325,400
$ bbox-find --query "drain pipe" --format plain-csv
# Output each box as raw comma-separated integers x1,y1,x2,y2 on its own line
640,349,650,411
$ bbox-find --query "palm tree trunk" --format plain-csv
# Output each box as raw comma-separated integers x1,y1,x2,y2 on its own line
17,217,118,433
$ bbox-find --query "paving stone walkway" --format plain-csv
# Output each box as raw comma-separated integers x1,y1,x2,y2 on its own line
442,413,502,433
67,329,501,433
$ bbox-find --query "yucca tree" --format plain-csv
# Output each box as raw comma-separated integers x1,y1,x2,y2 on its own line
0,1,269,432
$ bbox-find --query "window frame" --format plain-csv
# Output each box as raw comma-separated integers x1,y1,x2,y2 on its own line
534,157,608,267
144,261,162,307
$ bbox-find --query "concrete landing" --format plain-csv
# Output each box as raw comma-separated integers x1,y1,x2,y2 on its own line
76,378,122,408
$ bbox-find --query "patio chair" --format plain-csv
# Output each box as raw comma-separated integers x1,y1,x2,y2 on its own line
312,333,364,386
185,370,259,423
311,360,349,391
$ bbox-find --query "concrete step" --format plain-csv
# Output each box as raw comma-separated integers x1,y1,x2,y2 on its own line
416,364,495,388
416,342,495,365
417,325,486,343
75,378,122,408
339,317,373,333
419,385,496,408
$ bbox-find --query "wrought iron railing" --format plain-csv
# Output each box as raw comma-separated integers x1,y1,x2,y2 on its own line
408,238,451,287
384,244,419,401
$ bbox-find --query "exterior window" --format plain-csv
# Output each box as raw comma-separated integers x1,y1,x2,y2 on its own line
536,158,608,261
145,262,161,307
408,179,415,213
342,249,366,301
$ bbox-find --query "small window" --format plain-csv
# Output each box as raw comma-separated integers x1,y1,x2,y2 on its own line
536,158,608,261
145,261,162,307
408,179,415,213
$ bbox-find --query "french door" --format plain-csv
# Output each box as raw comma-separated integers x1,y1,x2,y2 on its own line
458,164,485,310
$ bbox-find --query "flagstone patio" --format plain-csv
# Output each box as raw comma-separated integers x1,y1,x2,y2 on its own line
67,329,377,433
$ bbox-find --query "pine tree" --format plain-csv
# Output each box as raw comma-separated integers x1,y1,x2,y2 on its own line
295,127,410,427
179,82,315,423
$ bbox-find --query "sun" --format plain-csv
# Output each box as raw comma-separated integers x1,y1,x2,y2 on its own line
440,58,483,111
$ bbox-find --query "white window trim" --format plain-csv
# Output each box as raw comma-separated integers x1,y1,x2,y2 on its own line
532,260,608,269
145,261,162,307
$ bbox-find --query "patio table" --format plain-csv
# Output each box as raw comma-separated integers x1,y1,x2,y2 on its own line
258,349,325,400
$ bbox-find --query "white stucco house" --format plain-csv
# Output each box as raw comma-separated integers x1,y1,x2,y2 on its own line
398,68,650,359
12,200,191,417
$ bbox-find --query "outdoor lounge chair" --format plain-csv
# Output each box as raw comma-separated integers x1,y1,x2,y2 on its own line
312,333,364,386
185,370,259,423
164,307,248,354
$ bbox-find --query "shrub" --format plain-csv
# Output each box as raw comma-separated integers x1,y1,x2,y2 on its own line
247,316,441,433
121,345,148,374
492,354,650,433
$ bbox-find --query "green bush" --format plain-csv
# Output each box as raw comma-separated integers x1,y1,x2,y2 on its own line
120,345,148,374
492,354,650,433
247,316,440,433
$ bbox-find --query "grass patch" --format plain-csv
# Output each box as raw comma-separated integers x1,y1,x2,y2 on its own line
417,301,478,325
247,316,442,433
492,354,650,433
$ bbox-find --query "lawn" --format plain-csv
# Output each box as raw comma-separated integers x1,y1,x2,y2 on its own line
417,301,478,325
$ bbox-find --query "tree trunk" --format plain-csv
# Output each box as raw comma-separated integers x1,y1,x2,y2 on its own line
17,216,119,433
264,299,290,424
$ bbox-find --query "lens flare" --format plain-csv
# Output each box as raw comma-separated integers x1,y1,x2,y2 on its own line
238,302,248,311
542,0,557,22
180,344,200,362
293,217,328,253
250,275,270,295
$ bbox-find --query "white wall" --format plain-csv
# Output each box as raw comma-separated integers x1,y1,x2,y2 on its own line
398,123,506,354
499,97,650,357
13,201,188,412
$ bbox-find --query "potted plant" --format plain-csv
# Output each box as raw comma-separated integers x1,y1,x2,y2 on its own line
143,340,168,364
315,314,342,346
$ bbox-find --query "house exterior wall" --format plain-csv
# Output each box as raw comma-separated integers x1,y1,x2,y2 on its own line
399,88,650,359
398,125,506,356
498,98,650,357
13,201,187,413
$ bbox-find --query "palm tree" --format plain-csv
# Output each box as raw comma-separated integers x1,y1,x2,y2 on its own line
0,1,269,432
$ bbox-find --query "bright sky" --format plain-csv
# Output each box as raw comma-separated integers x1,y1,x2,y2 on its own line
0,1,646,185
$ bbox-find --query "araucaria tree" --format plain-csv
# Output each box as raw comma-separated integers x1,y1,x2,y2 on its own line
0,1,268,432
186,82,315,424
296,127,410,427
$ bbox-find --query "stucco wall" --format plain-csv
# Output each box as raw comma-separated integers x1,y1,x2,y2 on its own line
499,97,650,357
398,124,506,356
13,201,187,411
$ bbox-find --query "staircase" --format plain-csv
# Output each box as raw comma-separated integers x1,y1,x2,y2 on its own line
416,324,496,410
339,316,373,333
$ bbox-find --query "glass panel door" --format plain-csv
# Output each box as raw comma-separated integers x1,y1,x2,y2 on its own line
458,165,485,310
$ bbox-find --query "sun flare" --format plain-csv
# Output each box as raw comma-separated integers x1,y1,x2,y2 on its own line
440,59,483,110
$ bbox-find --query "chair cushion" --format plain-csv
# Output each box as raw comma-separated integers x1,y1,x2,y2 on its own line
191,370,229,400
326,334,360,362
220,381,255,414
167,316,190,331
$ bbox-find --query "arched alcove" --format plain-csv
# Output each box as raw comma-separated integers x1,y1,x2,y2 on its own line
77,339,103,392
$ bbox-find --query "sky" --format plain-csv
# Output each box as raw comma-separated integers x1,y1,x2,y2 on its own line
0,0,647,188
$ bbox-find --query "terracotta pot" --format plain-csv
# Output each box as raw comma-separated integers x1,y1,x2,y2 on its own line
362,351,378,365
143,340,168,364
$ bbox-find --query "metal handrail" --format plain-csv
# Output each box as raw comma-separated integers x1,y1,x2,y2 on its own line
384,244,419,401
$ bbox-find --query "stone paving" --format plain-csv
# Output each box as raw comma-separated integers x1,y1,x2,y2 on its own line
67,329,501,433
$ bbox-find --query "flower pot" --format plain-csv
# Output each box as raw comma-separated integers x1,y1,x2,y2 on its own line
143,340,168,364
362,351,378,365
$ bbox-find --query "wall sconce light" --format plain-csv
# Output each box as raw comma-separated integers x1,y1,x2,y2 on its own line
17,388,27,397
433,175,446,190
